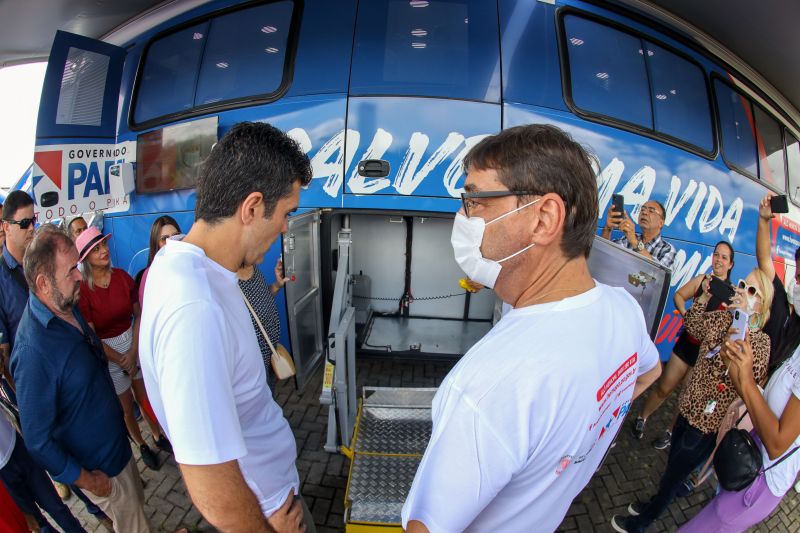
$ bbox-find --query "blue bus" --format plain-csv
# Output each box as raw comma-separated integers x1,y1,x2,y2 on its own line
28,0,800,383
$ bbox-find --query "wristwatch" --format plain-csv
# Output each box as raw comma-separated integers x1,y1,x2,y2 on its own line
636,240,645,252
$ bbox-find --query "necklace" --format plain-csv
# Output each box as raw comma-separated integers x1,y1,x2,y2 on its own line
94,270,111,288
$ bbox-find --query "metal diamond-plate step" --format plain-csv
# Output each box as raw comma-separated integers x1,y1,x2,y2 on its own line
348,454,421,524
363,386,436,408
356,407,432,454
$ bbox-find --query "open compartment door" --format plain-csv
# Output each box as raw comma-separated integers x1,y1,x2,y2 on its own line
283,210,325,391
33,31,126,221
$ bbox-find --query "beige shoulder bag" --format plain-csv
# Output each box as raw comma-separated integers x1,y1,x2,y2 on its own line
239,287,296,380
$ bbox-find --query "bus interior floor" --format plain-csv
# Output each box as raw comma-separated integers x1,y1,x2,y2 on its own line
60,358,800,533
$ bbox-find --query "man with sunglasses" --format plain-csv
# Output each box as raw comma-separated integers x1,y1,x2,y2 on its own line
602,199,676,269
0,192,112,527
0,191,36,391
402,125,662,533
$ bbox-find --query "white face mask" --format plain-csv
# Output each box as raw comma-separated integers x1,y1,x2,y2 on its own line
792,283,800,313
450,199,540,288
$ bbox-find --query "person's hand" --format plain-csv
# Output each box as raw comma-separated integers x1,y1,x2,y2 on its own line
619,211,637,244
720,334,756,393
23,513,40,532
605,208,624,232
266,490,307,533
726,286,747,313
273,258,291,290
77,469,112,498
759,194,776,221
120,351,138,375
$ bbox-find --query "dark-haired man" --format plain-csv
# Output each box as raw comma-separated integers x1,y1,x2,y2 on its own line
602,199,676,269
139,122,314,532
401,125,661,532
67,216,88,242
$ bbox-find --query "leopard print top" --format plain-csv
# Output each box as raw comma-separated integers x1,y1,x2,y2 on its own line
678,306,770,434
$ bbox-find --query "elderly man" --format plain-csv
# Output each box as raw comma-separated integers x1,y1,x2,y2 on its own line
10,227,154,532
601,199,676,269
139,122,314,532
401,125,662,533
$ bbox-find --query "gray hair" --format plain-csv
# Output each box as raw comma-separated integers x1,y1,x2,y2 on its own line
24,226,75,293
81,254,113,291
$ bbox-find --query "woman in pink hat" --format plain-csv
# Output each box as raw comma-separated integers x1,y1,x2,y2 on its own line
75,227,169,470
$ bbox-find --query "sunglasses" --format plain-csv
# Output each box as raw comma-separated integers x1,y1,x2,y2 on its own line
4,216,37,229
737,279,762,299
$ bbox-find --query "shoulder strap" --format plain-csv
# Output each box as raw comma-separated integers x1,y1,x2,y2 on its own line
0,253,28,292
764,445,800,472
238,286,278,359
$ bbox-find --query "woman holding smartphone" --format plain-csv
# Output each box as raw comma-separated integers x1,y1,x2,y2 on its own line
631,241,735,447
612,269,772,533
677,323,800,531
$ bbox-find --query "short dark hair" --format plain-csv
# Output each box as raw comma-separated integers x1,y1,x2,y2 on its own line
195,122,312,224
2,191,34,220
67,216,86,232
463,124,599,258
148,215,181,266
648,199,666,219
24,226,74,291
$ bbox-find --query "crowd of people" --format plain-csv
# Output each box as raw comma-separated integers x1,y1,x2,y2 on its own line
0,121,799,533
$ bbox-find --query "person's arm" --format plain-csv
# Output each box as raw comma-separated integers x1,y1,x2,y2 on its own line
129,302,141,362
681,282,715,340
153,301,303,531
601,207,624,240
633,363,661,400
180,461,274,532
674,275,704,317
270,258,290,296
756,195,776,281
722,336,800,459
10,344,83,484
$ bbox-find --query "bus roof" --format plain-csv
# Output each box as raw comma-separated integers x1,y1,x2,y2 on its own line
0,0,798,119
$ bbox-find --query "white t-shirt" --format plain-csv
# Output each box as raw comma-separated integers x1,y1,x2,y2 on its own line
761,345,800,496
401,282,659,533
0,413,15,469
139,239,299,517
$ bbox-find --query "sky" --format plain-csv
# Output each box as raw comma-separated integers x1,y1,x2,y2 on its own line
0,63,47,190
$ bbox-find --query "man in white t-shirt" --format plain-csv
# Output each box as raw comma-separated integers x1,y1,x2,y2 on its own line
139,122,314,533
401,124,662,533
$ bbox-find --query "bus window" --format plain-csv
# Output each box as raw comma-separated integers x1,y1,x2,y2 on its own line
349,0,500,102
195,1,293,105
787,131,800,203
563,15,651,129
134,23,208,124
133,1,295,126
715,79,758,178
644,42,713,152
753,104,786,189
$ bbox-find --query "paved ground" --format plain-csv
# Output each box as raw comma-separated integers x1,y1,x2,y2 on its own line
61,357,799,532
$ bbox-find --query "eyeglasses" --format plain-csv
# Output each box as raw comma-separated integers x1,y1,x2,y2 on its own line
4,216,37,229
737,279,762,299
461,190,539,217
640,206,663,217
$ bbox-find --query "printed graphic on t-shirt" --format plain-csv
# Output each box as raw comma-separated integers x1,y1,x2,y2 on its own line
591,352,638,440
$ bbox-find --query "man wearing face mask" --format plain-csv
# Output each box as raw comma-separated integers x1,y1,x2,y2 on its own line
602,199,676,269
402,125,662,533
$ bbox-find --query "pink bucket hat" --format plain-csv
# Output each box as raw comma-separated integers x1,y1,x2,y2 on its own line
76,226,111,263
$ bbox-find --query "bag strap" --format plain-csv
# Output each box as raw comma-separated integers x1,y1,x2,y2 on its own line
764,444,800,472
238,286,278,359
0,253,28,292
737,407,800,472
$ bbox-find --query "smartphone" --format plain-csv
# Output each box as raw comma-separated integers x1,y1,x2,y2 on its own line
611,194,625,216
770,195,789,214
729,309,749,341
709,277,735,304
